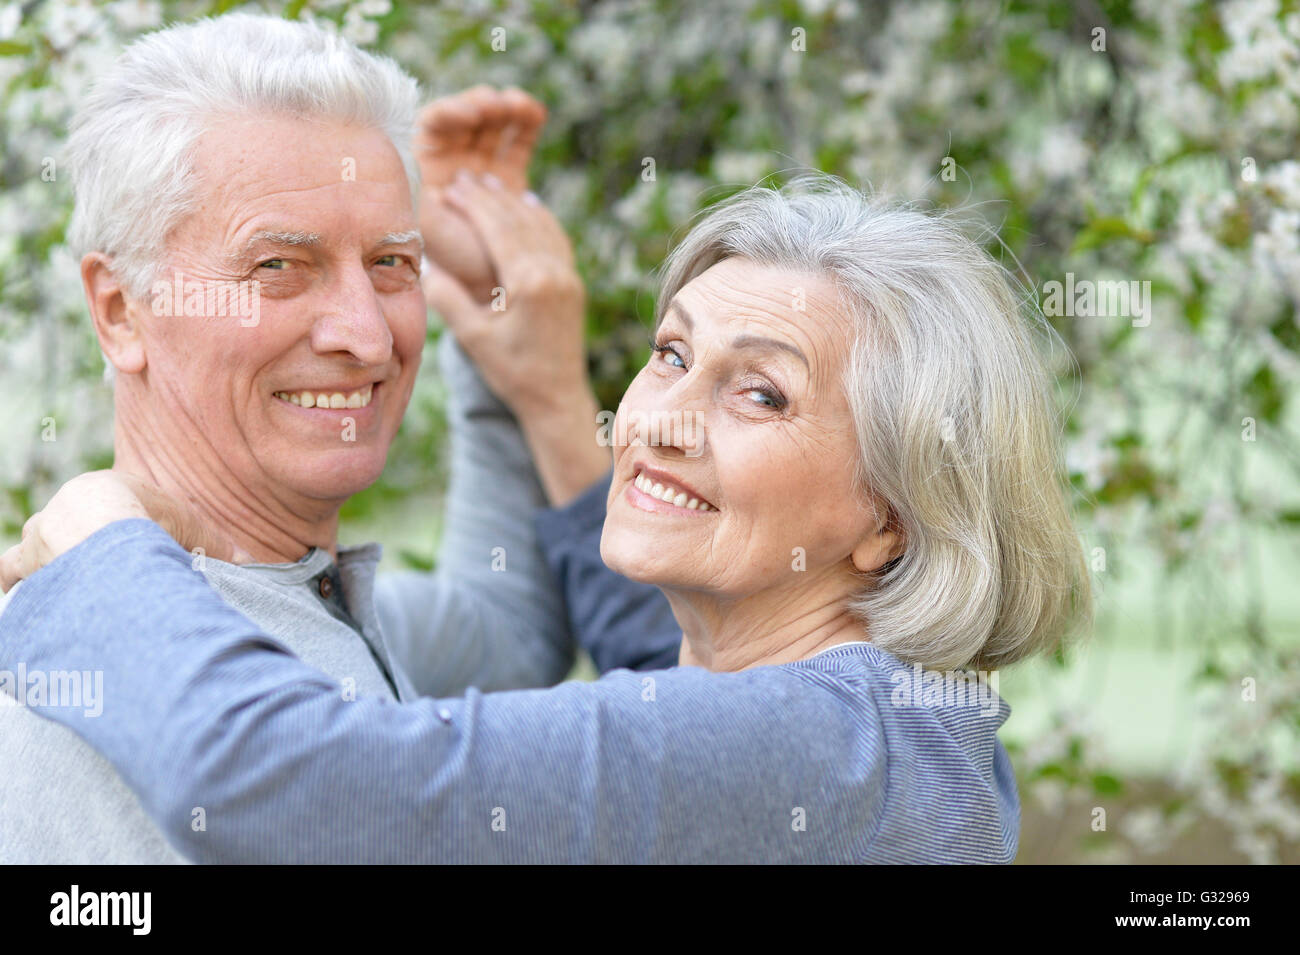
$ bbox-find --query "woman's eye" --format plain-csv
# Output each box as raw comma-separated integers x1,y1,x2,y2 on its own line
744,386,786,410
652,342,685,369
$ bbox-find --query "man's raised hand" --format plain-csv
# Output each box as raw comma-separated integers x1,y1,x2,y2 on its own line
415,85,547,303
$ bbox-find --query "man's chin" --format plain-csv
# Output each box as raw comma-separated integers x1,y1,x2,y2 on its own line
268,447,390,503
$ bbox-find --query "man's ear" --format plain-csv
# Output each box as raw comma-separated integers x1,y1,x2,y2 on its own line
82,252,147,375
850,505,905,575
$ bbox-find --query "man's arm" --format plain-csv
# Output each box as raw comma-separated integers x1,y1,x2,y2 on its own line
0,519,917,864
374,333,575,697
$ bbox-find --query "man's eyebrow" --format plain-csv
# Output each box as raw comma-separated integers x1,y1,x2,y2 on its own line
666,302,808,369
225,230,321,265
225,228,424,265
378,229,424,251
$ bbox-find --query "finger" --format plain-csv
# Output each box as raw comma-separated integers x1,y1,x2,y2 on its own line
496,87,547,189
515,189,575,256
0,544,23,593
455,179,575,277
133,489,236,565
443,173,530,268
16,530,45,582
498,195,575,274
464,87,511,173
17,514,42,579
181,515,242,566
415,95,482,185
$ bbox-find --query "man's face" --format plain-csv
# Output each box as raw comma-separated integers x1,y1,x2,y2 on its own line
129,112,426,503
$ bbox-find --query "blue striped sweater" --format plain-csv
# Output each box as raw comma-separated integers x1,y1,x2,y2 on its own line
0,518,1018,863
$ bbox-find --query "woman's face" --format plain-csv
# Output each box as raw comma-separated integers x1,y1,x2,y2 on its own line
601,257,890,600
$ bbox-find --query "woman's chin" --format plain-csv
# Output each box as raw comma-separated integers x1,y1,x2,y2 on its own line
599,522,678,587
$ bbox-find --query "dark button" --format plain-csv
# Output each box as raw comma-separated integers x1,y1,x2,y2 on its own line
318,576,334,599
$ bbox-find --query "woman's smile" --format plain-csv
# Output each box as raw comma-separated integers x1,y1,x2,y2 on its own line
624,462,718,515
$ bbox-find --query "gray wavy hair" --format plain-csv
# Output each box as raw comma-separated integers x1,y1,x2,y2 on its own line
656,175,1092,671
65,11,421,304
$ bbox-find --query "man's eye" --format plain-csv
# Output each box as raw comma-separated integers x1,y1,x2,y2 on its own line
651,342,685,368
376,254,403,267
258,259,287,270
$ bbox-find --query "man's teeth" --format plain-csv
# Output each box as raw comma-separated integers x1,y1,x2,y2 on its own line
634,472,713,511
273,385,374,409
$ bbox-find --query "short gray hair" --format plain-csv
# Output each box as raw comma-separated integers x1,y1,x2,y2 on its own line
66,12,421,303
656,175,1092,671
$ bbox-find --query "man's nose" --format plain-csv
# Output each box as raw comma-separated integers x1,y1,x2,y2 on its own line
309,266,394,366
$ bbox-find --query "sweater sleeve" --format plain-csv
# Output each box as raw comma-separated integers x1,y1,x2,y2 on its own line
534,471,681,673
374,333,574,697
0,519,899,864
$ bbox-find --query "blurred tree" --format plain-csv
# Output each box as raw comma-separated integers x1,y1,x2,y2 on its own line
1,0,1296,860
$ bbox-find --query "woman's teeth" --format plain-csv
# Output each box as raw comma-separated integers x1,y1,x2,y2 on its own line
634,472,714,511
273,385,374,409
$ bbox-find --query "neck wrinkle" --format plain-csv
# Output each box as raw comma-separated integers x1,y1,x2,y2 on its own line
671,564,870,673
112,388,341,564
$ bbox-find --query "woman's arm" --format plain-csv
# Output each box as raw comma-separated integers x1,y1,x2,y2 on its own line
1,519,893,863
532,472,682,672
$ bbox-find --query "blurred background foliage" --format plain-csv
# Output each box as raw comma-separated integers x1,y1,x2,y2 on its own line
1,0,1298,861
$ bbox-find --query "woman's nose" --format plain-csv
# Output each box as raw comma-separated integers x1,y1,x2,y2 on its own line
626,391,707,458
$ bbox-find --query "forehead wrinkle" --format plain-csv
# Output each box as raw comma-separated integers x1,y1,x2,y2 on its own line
675,268,844,386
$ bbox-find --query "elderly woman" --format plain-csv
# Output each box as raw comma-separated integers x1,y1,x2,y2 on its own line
0,176,1090,864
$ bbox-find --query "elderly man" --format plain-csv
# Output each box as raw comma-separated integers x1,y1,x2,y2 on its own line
0,13,676,862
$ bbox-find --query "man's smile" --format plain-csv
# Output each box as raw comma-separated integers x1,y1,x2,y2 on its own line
271,383,377,409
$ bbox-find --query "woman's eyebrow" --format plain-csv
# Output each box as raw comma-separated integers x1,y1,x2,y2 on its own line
668,301,808,368
666,301,693,330
730,334,809,369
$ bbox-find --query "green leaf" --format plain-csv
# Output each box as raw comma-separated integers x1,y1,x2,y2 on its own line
398,548,435,572
1091,772,1123,796
1071,217,1154,254
1244,363,1285,424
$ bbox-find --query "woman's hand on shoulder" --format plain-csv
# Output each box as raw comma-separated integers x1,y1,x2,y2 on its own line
0,470,247,593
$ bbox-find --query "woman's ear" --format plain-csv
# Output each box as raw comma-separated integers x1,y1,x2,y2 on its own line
850,505,905,574
82,252,147,375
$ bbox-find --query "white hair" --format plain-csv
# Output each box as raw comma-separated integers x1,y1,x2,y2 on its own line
657,175,1092,671
66,11,421,305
